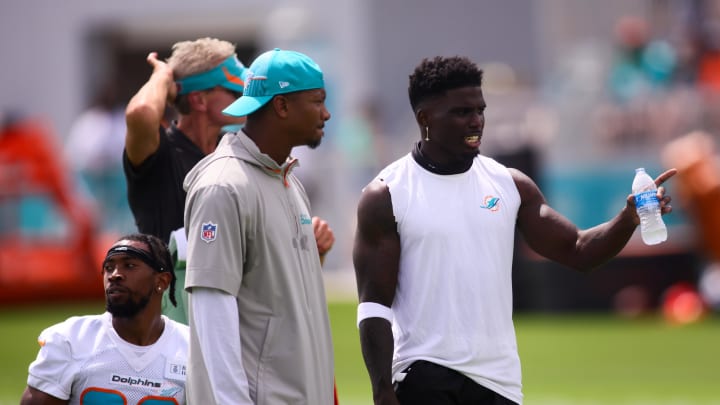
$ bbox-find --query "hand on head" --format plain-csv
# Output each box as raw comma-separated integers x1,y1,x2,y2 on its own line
146,52,177,103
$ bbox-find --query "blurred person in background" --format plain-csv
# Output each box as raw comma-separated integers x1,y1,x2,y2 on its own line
607,15,677,104
663,131,720,310
20,233,188,405
662,131,720,262
183,48,335,405
602,15,681,148
334,98,388,193
123,38,335,324
353,55,676,405
64,81,133,233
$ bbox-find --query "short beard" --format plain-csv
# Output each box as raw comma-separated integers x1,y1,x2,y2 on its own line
106,289,152,319
307,138,322,149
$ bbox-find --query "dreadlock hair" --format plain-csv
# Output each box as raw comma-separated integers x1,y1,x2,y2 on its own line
408,56,484,112
116,233,178,307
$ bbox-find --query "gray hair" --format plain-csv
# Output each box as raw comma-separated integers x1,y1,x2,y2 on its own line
167,37,236,79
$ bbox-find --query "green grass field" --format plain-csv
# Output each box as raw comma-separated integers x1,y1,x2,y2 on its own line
2,301,719,405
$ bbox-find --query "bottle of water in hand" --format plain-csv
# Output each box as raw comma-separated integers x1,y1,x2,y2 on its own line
632,168,667,245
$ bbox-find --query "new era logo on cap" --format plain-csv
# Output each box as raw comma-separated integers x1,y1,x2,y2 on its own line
223,48,325,117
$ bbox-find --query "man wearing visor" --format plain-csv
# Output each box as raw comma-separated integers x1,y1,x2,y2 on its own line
124,37,249,243
123,38,335,324
21,234,189,405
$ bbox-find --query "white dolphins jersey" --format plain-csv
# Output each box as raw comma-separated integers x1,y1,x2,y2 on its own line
27,312,188,404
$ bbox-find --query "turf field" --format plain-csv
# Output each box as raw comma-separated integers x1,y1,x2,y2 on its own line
1,301,719,405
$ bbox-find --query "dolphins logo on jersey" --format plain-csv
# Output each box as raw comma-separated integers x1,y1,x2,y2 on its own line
480,196,500,211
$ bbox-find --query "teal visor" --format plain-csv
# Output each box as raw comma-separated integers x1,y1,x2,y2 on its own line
176,55,248,95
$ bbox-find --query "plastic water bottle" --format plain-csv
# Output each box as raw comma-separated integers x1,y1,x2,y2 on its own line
632,168,667,245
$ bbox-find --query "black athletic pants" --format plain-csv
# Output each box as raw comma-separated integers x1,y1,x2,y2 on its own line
394,361,518,405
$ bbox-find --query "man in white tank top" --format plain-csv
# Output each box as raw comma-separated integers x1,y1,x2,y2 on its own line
21,233,189,405
353,56,677,405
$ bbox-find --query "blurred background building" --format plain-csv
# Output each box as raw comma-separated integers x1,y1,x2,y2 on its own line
2,0,720,313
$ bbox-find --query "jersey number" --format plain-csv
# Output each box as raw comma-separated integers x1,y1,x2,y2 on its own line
81,387,180,404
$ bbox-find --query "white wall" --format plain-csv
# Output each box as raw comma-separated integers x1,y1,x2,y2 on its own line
0,0,370,139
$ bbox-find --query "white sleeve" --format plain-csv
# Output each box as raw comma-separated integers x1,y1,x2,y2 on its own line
26,327,74,400
188,287,252,405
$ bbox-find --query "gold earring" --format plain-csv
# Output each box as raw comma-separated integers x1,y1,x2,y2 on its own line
424,126,430,141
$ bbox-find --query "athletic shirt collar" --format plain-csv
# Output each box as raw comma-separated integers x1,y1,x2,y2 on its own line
411,141,474,175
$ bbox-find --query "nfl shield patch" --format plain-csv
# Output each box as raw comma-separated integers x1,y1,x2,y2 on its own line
201,222,218,243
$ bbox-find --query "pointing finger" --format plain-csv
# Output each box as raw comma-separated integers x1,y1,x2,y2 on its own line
654,168,677,187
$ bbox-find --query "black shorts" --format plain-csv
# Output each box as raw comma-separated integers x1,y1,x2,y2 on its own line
394,360,518,405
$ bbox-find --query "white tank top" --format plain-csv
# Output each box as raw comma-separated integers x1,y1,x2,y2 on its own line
380,153,523,404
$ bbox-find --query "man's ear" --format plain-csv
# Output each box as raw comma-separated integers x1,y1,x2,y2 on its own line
270,95,291,118
156,272,172,291
416,108,427,128
187,91,208,112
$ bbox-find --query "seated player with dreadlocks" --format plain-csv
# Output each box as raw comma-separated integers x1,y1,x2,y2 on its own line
21,233,189,405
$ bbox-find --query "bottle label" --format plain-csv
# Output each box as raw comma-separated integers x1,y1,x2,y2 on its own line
635,190,659,208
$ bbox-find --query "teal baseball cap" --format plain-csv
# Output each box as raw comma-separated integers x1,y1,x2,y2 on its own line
222,48,325,117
